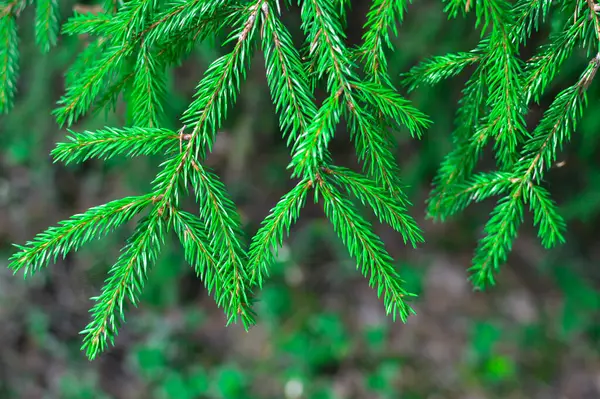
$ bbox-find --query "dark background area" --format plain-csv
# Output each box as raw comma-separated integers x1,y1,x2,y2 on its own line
1,1,600,398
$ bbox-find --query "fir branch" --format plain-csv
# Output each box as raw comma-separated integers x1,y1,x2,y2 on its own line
0,12,18,113
248,179,311,288
327,166,423,247
320,179,414,321
9,194,154,277
34,0,60,53
52,127,180,164
80,210,165,360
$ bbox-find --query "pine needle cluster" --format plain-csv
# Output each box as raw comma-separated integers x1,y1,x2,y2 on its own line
2,0,598,359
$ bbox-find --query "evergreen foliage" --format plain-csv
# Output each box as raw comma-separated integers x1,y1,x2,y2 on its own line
2,0,600,360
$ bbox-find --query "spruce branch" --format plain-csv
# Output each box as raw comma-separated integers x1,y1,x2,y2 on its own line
54,44,130,126
248,179,311,288
297,0,427,199
517,55,600,185
52,127,180,164
146,8,265,324
9,195,154,277
525,183,566,248
466,53,600,286
513,0,555,44
524,16,585,104
92,70,135,116
131,44,167,127
171,209,225,305
149,1,263,212
342,103,417,211
57,0,232,127
427,70,488,219
320,178,414,321
112,0,160,40
432,171,515,222
34,0,60,53
180,1,261,158
290,93,341,179
103,0,121,14
143,0,236,47
64,38,108,88
402,51,482,91
260,2,318,146
8,0,592,360
587,0,600,48
469,192,523,287
327,166,423,247
291,0,354,178
353,81,430,138
189,162,255,327
0,11,18,113
81,210,166,360
478,0,527,167
359,0,408,83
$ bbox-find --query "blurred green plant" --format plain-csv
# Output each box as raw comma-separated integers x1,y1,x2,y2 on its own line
1,0,600,364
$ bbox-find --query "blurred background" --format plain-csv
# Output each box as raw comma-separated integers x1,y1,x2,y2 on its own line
1,1,600,398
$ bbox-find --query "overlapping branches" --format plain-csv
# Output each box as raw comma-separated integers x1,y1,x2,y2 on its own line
410,0,600,286
253,1,422,321
10,0,594,361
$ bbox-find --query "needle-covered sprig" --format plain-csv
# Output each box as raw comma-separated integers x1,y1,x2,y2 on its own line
5,0,598,359
408,0,600,287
